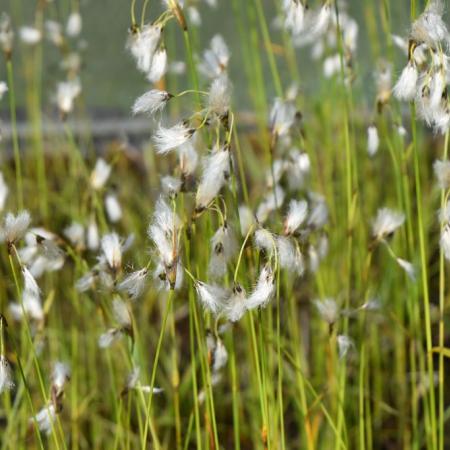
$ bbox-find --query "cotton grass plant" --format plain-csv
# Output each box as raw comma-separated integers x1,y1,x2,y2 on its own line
1,0,450,449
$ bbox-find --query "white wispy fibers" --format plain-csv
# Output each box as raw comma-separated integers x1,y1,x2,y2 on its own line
118,268,148,299
0,356,14,393
64,222,84,248
256,185,285,223
393,62,418,101
132,90,172,116
0,210,31,245
127,24,162,74
147,47,168,83
396,258,416,281
337,335,354,359
212,339,228,372
31,404,56,435
195,281,229,315
314,298,339,325
238,205,255,237
153,122,195,154
441,224,450,260
283,0,305,35
105,193,122,223
19,26,41,45
90,158,111,190
433,159,450,190
367,125,380,156
195,146,231,211
247,265,275,310
101,233,122,272
372,208,405,240
209,225,237,278
254,228,276,254
51,362,70,396
269,98,297,137
208,73,232,117
199,34,230,78
56,78,81,114
276,236,304,276
66,12,82,37
284,199,308,234
224,284,247,322
410,0,449,48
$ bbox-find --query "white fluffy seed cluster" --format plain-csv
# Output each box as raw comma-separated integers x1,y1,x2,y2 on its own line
393,0,450,134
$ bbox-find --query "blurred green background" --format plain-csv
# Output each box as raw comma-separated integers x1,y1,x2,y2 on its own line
0,0,425,113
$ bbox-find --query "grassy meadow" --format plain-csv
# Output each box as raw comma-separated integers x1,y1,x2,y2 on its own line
0,0,450,449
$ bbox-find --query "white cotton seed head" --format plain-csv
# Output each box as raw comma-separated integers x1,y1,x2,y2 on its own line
56,78,81,114
209,225,237,278
98,329,122,348
195,282,229,315
90,158,111,190
112,297,132,328
75,271,96,292
127,24,162,74
52,362,70,394
393,62,418,101
195,147,231,210
45,20,64,47
199,34,230,78
0,356,14,394
0,210,31,245
208,73,232,117
22,266,40,298
396,258,416,281
307,193,328,229
178,140,199,175
367,125,380,156
314,298,339,324
87,219,99,251
284,199,308,234
372,208,405,240
64,222,84,247
105,194,122,223
411,1,449,48
337,335,354,359
132,89,172,116
19,26,42,45
247,265,275,310
66,12,82,37
0,14,14,54
284,0,305,35
256,185,285,223
161,176,182,197
212,339,228,372
238,205,255,237
433,159,450,189
254,228,276,254
153,122,195,155
311,3,331,36
32,404,56,435
270,98,297,137
441,224,450,260
118,268,148,299
101,233,122,271
147,47,168,83
188,6,202,26
0,81,8,101
323,54,341,78
276,236,304,276
224,284,247,322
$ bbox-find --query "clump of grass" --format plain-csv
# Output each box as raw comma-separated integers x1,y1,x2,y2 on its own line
1,0,450,449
